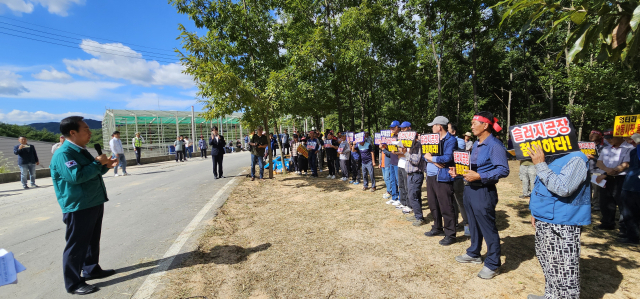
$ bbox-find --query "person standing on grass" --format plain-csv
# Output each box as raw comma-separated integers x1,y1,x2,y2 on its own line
338,133,351,181
449,111,509,280
109,131,127,176
357,136,376,191
249,126,269,181
199,136,208,158
52,135,65,154
526,141,591,299
209,126,226,179
51,116,118,295
405,133,426,226
619,133,640,245
349,138,362,185
393,122,411,213
282,129,290,156
588,130,605,211
325,132,340,179
298,137,309,175
290,134,301,174
132,132,144,165
307,131,320,178
382,121,401,207
14,136,40,189
595,129,631,234
423,116,458,246
174,136,185,162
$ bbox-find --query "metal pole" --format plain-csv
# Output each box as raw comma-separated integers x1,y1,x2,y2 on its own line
134,113,139,133
191,106,196,157
175,113,179,139
125,119,129,154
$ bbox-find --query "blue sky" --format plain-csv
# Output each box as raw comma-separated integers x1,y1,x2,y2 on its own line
0,0,205,124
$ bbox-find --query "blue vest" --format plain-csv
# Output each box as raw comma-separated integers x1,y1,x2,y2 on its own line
529,151,591,226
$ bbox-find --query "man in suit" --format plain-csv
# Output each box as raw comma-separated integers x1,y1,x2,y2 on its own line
209,126,226,179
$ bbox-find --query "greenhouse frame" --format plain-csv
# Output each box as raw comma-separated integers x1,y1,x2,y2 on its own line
102,109,246,158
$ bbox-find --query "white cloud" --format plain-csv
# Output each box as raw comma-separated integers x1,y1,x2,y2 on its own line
125,93,197,110
0,70,29,95
64,39,194,88
0,109,102,125
0,0,84,16
1,80,123,99
32,68,73,82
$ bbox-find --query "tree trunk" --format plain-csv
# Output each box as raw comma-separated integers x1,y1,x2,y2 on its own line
263,116,273,179
430,31,443,115
471,27,479,113
507,72,512,133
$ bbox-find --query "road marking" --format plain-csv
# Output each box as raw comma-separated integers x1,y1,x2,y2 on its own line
132,173,244,299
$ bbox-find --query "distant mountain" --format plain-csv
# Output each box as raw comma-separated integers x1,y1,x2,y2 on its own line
29,119,102,134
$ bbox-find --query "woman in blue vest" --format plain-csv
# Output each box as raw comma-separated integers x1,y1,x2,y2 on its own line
526,141,590,299
449,111,509,280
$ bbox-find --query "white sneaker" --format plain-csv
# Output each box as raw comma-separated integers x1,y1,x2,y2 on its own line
326,175,332,179
114,174,119,177
392,201,401,206
386,200,394,205
383,193,391,199
331,175,335,179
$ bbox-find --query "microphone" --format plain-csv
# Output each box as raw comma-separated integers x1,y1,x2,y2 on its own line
94,144,103,156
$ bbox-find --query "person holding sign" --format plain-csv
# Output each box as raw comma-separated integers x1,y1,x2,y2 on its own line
406,133,427,226
357,138,376,191
338,133,351,181
423,116,458,246
306,131,320,177
382,121,402,207
595,130,631,232
290,134,301,174
350,139,362,185
449,111,509,279
526,140,590,299
619,133,640,245
325,132,340,179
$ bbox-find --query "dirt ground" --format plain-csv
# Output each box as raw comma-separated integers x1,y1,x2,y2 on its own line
160,160,640,299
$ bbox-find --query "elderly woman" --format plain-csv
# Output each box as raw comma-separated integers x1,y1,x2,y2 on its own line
449,111,509,279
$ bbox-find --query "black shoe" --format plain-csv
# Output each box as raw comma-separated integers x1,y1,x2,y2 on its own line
424,230,445,237
617,237,640,245
83,269,116,280
214,176,219,179
439,236,456,246
69,283,98,295
594,225,615,231
23,186,29,189
221,176,225,178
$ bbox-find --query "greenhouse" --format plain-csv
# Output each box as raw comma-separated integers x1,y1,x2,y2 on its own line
102,109,246,158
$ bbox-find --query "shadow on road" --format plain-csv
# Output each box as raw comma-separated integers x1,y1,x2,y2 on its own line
92,243,272,288
0,185,52,193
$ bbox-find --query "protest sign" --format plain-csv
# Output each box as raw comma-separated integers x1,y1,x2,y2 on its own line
324,143,333,149
578,142,597,156
384,136,398,152
355,132,365,143
297,144,308,158
347,132,355,142
381,130,391,138
306,140,318,151
613,114,640,137
509,115,579,160
453,151,470,175
374,133,382,145
420,133,442,155
398,131,417,148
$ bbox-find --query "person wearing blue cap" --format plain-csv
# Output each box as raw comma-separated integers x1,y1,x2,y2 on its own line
423,116,458,246
382,121,401,206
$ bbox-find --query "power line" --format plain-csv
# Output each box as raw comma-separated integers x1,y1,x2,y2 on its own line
0,21,179,59
0,31,178,64
0,15,177,54
0,26,178,62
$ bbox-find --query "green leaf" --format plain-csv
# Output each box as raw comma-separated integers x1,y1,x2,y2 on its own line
567,22,591,63
571,10,587,25
630,5,640,31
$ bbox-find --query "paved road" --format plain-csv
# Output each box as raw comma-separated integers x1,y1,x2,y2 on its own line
0,152,251,298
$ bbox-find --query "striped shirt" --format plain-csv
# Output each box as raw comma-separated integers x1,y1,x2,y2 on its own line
598,142,632,175
535,156,589,197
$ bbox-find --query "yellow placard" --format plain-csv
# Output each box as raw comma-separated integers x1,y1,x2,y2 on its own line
614,114,640,137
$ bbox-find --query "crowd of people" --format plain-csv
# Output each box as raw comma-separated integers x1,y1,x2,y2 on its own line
243,111,640,299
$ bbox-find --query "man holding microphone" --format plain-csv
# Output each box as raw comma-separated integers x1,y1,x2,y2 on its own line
50,116,118,295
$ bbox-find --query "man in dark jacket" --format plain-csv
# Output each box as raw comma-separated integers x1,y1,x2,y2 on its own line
14,136,40,189
209,126,226,179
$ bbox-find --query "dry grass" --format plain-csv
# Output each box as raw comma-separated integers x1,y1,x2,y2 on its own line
160,161,640,299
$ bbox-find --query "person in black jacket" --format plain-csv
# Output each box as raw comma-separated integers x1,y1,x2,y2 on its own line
209,126,226,179
14,136,39,189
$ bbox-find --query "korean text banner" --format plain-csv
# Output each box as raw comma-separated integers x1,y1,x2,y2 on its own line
384,136,398,152
578,142,597,156
398,131,417,148
324,143,333,148
346,132,355,142
453,151,470,175
509,115,579,160
381,130,391,138
420,133,442,155
297,145,308,158
374,133,382,145
355,132,365,143
613,114,640,137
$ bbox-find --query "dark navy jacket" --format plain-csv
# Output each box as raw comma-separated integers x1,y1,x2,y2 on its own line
14,144,39,165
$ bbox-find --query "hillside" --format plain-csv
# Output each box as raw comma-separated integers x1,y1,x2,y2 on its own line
28,119,102,134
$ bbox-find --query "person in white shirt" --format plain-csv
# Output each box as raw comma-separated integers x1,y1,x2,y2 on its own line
184,137,191,160
109,131,127,176
464,132,473,151
132,132,144,165
51,135,65,154
595,129,631,231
